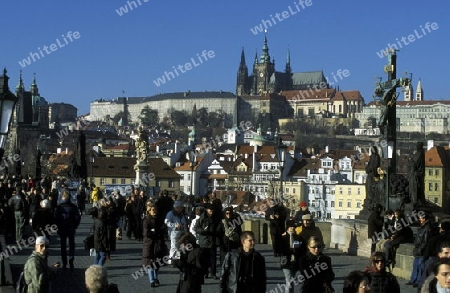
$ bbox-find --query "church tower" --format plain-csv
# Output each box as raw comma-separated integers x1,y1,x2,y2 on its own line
415,79,423,101
284,49,293,90
252,34,275,95
403,81,413,101
236,48,249,95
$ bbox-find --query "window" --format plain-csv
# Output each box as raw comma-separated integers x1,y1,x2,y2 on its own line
293,188,296,193
100,178,106,185
435,169,439,176
347,201,351,208
326,213,331,219
121,179,126,184
339,187,343,195
308,108,315,117
111,178,117,184
429,183,433,191
187,174,191,181
429,169,433,176
169,180,174,188
331,201,335,207
357,202,361,208
347,188,351,195
435,183,439,191
434,197,439,204
357,188,361,195
286,188,289,193
339,202,343,208
325,201,328,207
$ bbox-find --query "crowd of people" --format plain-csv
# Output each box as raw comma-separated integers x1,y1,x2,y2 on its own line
4,175,450,293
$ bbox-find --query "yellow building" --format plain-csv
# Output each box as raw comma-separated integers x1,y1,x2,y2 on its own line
424,146,450,209
334,183,366,219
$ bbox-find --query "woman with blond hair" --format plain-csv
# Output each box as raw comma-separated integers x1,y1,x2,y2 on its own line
85,265,119,293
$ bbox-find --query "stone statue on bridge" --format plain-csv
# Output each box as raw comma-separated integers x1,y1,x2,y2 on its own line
408,141,425,207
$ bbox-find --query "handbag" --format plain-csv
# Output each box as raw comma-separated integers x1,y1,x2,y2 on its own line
84,234,94,250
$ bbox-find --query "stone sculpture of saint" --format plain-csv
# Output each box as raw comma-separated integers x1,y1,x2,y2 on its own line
365,146,381,208
134,126,149,163
408,142,425,206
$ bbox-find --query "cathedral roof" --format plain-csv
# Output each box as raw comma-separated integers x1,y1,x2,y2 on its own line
291,71,326,86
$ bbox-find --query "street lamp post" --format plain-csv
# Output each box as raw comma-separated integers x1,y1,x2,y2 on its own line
276,137,287,205
90,153,95,187
0,69,19,286
189,151,196,196
0,69,18,162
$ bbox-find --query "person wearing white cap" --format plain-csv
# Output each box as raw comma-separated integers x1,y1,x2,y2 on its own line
164,201,188,263
24,236,60,293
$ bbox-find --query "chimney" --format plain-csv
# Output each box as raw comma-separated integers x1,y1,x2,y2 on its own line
427,140,434,151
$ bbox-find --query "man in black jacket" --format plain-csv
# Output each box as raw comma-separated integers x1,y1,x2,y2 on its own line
54,191,81,270
265,198,287,257
8,186,28,241
194,203,220,279
368,203,383,253
220,231,266,293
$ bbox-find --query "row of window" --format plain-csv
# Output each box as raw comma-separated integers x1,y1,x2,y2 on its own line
309,200,362,209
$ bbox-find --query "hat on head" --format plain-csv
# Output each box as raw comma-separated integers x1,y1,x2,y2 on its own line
204,203,213,210
36,236,49,246
286,220,296,229
302,214,312,220
173,201,184,208
300,201,307,207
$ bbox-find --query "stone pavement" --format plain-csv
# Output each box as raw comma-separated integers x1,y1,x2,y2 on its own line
2,206,418,293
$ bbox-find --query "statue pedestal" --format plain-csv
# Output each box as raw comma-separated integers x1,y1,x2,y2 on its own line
330,219,372,258
134,161,150,187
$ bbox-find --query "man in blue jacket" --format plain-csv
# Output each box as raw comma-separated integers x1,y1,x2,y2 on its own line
54,191,81,270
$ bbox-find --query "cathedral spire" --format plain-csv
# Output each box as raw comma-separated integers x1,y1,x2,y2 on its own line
260,33,271,63
285,49,291,73
239,47,248,71
416,79,423,101
16,70,24,93
254,50,259,64
30,72,39,96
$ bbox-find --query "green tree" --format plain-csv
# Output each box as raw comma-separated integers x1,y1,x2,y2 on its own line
171,110,189,126
139,105,159,126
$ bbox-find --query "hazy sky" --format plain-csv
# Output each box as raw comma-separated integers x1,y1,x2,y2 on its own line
2,1,449,115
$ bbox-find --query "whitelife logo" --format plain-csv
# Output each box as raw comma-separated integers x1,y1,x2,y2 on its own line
376,22,438,58
152,50,215,87
250,0,313,35
18,31,81,68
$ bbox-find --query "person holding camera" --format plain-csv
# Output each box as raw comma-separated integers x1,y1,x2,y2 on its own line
280,220,302,293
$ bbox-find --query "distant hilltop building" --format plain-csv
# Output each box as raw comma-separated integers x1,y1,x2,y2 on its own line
236,34,329,96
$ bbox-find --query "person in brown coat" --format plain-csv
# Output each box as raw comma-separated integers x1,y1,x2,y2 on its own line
142,203,168,287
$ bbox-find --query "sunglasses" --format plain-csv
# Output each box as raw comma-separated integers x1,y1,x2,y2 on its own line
309,245,322,249
373,259,384,263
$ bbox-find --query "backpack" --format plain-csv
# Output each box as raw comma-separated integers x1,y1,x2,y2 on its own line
16,271,28,293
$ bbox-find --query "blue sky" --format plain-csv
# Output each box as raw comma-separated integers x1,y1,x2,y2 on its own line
2,1,449,115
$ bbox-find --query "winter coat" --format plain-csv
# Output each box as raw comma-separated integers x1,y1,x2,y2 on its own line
165,210,188,236
421,274,438,293
54,199,81,235
299,252,335,293
93,218,108,252
220,249,266,293
414,221,432,256
194,214,216,248
265,205,287,234
142,214,168,267
24,251,56,293
366,269,400,293
299,225,324,251
368,210,383,239
32,208,54,235
175,246,206,293
280,232,302,270
91,187,102,203
221,215,243,251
